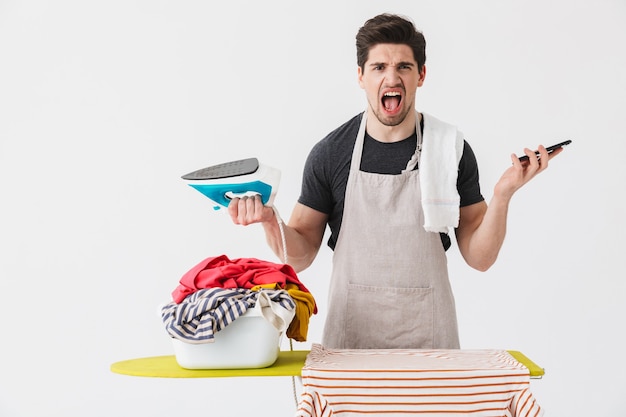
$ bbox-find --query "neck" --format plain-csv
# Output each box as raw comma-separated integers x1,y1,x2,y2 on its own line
365,109,420,143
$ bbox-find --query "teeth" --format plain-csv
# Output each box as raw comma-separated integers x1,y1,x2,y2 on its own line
384,92,400,97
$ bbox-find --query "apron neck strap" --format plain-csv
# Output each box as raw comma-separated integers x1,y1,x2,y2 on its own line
351,111,422,173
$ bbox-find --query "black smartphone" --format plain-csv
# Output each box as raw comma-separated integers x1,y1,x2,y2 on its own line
518,140,572,162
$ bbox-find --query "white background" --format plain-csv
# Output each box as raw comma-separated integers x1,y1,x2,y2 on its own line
1,1,625,416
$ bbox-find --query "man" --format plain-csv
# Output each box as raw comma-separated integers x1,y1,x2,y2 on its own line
228,13,561,350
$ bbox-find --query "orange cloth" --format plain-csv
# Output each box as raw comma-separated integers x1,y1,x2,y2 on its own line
284,283,316,342
250,283,315,342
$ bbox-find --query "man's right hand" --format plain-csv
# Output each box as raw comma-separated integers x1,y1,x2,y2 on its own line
227,195,276,226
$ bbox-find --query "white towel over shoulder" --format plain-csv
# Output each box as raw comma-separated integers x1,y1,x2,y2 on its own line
420,113,464,233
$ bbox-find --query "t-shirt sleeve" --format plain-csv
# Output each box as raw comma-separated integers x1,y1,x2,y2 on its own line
458,140,484,207
298,140,333,215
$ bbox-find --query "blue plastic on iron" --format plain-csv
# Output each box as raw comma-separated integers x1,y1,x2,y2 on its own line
189,181,273,211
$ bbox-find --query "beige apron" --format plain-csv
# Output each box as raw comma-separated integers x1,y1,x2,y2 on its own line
321,111,460,350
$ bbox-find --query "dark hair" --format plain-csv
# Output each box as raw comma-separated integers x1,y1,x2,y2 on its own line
356,13,426,72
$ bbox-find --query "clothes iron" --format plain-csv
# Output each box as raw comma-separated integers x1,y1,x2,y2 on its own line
181,158,281,211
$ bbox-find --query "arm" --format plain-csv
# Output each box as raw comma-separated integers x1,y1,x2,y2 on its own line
455,145,562,271
228,196,328,273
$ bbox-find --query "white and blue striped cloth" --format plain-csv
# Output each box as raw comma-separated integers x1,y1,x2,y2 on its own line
161,287,295,344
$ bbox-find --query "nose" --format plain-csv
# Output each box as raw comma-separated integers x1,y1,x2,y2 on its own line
384,66,402,83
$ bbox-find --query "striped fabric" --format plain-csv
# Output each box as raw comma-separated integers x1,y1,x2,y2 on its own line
296,344,542,417
161,287,295,344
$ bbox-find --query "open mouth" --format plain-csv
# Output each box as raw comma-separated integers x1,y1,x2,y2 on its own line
382,91,402,113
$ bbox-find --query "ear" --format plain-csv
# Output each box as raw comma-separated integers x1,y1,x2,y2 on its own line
417,65,427,87
357,66,365,89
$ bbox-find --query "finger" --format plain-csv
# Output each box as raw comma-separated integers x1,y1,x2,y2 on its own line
512,152,532,169
244,195,259,222
241,195,266,224
237,196,253,224
522,148,540,169
253,194,265,216
227,197,241,223
536,145,549,171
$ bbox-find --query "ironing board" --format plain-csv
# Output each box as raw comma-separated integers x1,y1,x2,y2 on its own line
110,349,544,378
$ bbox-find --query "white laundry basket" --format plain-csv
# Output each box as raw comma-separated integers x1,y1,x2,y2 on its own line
171,307,282,370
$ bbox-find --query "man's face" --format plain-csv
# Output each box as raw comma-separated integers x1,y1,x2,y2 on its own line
358,43,426,127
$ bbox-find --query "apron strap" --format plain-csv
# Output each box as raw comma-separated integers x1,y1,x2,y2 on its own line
351,110,423,174
402,111,422,173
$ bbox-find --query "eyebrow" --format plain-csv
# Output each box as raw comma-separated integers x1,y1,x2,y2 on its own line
368,61,416,68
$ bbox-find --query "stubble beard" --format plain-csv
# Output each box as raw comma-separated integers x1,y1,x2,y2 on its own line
371,104,411,127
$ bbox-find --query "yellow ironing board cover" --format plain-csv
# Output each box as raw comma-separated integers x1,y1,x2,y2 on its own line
507,350,545,378
110,349,544,379
111,350,309,378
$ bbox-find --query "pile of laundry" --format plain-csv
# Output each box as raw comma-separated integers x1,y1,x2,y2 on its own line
160,255,317,344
